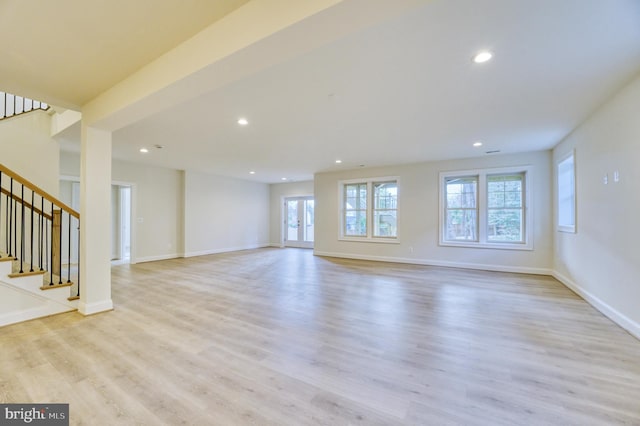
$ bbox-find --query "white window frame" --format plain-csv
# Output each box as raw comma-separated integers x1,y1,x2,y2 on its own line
439,166,533,250
339,176,400,243
557,151,576,233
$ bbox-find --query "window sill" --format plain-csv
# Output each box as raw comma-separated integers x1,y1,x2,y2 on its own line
339,237,400,244
439,241,533,251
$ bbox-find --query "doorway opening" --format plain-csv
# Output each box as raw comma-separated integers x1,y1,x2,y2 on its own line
284,196,314,249
112,184,132,264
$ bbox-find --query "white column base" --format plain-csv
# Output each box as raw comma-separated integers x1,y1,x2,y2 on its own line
78,300,114,316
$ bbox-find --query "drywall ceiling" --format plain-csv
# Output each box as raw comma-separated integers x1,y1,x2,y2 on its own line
5,0,640,184
109,0,640,183
0,0,249,108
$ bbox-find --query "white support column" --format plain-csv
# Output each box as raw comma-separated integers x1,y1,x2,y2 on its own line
78,124,113,315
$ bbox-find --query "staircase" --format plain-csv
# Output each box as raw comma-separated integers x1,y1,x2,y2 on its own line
0,163,80,327
1,91,49,121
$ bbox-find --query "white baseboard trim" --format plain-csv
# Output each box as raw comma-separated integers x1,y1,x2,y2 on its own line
78,299,114,316
0,303,75,328
552,271,640,340
184,244,271,258
313,251,552,275
133,253,181,264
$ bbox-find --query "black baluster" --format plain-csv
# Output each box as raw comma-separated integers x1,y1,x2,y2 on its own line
77,224,80,298
8,178,12,257
4,186,8,257
39,197,43,271
20,185,24,273
58,207,62,285
44,212,48,271
50,202,53,286
67,212,71,283
30,191,34,272
13,196,17,260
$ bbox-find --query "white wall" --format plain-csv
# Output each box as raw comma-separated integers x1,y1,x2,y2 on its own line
553,72,640,338
0,111,60,195
269,180,314,246
60,152,183,262
314,151,553,274
183,170,270,256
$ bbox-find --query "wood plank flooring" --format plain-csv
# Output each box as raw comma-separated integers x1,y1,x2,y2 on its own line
1,248,639,425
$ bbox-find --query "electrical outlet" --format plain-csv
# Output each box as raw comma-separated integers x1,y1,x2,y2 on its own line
613,170,620,183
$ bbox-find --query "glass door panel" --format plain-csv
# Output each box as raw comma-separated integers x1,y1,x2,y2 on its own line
285,196,314,248
304,200,314,242
287,200,299,242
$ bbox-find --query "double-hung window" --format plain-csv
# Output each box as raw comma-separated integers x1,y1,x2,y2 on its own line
344,183,368,237
373,181,398,237
487,173,525,242
340,177,398,241
444,176,478,241
440,166,531,249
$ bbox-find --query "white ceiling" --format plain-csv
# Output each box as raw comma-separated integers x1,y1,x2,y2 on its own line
6,0,640,184
0,0,249,108
110,0,640,183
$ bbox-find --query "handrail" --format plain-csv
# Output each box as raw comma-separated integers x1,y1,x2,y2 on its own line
0,163,81,298
0,164,79,218
0,187,53,220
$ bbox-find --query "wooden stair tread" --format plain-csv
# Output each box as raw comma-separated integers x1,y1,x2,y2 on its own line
8,270,46,278
40,282,73,291
3,253,78,298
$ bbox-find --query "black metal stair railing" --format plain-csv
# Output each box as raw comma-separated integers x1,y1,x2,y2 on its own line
0,164,80,300
0,92,49,120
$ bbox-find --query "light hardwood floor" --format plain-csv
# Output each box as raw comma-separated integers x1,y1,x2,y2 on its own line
1,248,639,425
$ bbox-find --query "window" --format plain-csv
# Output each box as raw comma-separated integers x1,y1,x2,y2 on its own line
440,167,532,250
444,176,478,241
373,182,397,237
487,173,524,242
557,152,576,233
340,177,399,241
344,183,367,236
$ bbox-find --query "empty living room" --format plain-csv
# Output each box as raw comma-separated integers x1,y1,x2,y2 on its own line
1,0,639,424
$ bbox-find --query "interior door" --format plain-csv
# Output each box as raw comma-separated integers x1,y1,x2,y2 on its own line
285,197,314,248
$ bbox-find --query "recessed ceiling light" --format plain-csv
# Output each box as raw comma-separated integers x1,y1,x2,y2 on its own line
335,159,342,164
473,141,483,147
237,118,249,126
281,177,287,181
249,171,255,175
139,148,149,153
473,51,493,64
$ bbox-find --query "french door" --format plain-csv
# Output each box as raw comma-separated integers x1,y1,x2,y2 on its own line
284,196,314,248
